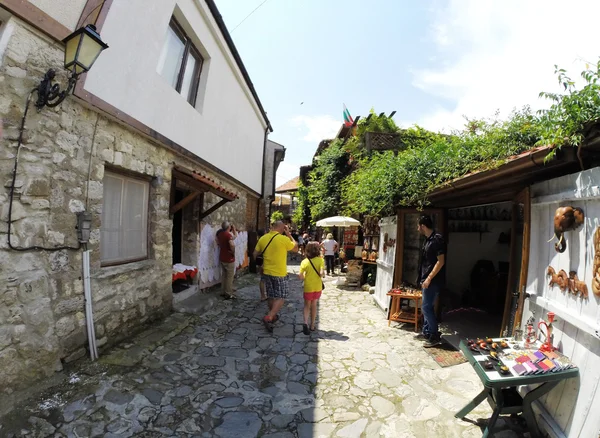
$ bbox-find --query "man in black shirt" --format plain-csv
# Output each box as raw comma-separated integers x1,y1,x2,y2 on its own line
416,215,446,347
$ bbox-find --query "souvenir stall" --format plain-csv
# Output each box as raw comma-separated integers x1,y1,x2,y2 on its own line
388,205,521,344
360,216,380,286
517,168,600,438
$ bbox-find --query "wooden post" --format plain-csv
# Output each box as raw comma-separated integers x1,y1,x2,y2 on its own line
512,187,531,334
170,191,201,215
500,200,520,335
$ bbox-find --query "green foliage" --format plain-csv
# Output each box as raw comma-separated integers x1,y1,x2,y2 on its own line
307,139,352,222
537,60,600,154
305,61,600,218
292,180,309,227
343,108,541,215
270,210,284,224
344,110,399,160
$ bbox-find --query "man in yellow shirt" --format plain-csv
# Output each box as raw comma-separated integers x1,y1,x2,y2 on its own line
253,220,298,332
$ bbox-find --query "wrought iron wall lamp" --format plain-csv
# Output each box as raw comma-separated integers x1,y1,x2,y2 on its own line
35,24,108,110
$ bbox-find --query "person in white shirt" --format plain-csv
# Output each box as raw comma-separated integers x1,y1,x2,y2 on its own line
320,233,338,276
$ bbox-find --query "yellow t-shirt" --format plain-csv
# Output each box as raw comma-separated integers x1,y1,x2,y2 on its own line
300,257,324,293
255,231,295,277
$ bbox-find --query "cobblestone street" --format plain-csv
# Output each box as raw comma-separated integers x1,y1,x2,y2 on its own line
0,265,526,438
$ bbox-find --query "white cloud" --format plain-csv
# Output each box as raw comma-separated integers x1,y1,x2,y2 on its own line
275,161,301,188
414,0,600,132
290,115,341,143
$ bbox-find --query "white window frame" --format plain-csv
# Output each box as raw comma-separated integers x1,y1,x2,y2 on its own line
101,171,149,266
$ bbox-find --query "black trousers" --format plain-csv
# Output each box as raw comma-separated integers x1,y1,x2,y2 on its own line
325,255,335,274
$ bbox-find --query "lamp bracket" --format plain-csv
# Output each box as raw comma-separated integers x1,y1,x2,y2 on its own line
35,69,78,110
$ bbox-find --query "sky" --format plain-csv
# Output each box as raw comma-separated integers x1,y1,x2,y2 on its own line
215,0,600,188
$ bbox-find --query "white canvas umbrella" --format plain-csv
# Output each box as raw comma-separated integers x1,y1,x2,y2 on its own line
316,216,361,227
316,216,361,276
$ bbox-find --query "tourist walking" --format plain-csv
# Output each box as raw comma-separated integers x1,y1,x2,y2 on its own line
297,232,305,256
253,220,298,332
256,228,267,302
320,233,338,276
416,214,446,347
216,221,238,300
298,242,324,334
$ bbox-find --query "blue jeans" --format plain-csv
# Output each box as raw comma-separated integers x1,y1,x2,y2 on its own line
422,283,441,339
325,255,335,274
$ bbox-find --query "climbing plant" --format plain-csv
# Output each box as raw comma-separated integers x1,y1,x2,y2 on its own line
292,180,310,229
343,108,542,215
304,61,600,218
307,139,352,222
537,60,600,156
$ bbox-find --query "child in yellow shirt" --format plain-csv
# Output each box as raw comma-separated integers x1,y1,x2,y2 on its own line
299,242,325,335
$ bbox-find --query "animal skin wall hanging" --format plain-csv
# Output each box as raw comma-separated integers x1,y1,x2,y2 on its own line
548,206,584,253
593,227,600,296
547,266,588,298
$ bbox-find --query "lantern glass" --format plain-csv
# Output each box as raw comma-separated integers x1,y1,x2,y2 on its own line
62,24,108,75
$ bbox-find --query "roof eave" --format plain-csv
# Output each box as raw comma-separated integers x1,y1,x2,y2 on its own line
204,0,272,132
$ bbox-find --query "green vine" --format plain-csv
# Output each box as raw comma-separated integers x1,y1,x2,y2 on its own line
537,60,600,157
302,62,600,218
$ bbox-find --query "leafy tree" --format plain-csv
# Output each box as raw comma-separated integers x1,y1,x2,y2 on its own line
304,62,600,219
292,180,310,229
307,139,352,221
538,60,600,155
270,210,284,224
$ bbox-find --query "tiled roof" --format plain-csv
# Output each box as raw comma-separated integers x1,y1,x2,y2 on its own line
173,166,239,200
276,176,299,193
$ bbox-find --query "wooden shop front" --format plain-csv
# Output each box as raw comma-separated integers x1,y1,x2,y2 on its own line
376,139,600,437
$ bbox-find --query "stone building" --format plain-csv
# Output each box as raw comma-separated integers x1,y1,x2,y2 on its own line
0,0,283,393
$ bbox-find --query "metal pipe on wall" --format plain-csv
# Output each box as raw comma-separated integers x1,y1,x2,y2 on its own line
83,250,98,360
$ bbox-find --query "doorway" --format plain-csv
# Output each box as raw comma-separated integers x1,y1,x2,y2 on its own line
393,201,528,347
172,189,184,265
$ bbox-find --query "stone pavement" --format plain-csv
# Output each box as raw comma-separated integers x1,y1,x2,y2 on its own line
0,264,528,438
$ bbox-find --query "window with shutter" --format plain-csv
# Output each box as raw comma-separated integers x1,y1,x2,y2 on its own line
101,172,149,265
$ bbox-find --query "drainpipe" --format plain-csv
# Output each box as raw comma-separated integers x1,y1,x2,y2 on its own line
257,125,270,231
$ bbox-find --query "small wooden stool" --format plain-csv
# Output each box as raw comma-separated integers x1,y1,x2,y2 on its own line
387,292,422,331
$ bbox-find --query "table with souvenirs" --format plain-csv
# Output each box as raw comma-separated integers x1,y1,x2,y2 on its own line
457,332,579,438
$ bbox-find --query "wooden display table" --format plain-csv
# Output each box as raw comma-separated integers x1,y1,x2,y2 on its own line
387,291,422,331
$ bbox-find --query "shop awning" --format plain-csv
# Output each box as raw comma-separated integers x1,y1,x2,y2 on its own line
170,166,238,219
427,146,581,207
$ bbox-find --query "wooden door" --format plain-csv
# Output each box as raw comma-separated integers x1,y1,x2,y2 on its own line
499,187,531,336
394,208,445,288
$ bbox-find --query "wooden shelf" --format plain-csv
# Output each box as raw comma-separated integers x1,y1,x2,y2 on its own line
390,310,422,323
388,294,422,331
449,219,512,223
362,260,378,265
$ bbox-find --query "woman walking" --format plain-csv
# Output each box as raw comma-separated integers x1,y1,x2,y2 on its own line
299,242,324,334
320,233,338,276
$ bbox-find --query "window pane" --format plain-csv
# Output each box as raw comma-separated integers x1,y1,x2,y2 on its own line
101,172,149,264
101,174,123,262
122,180,148,260
157,25,185,89
180,52,198,103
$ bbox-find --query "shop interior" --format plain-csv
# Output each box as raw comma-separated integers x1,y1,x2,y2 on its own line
398,202,524,347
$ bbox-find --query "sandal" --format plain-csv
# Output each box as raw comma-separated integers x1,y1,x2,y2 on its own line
303,324,310,335
263,316,274,333
310,326,316,331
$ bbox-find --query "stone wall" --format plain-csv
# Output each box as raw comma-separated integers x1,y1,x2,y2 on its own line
0,19,253,392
